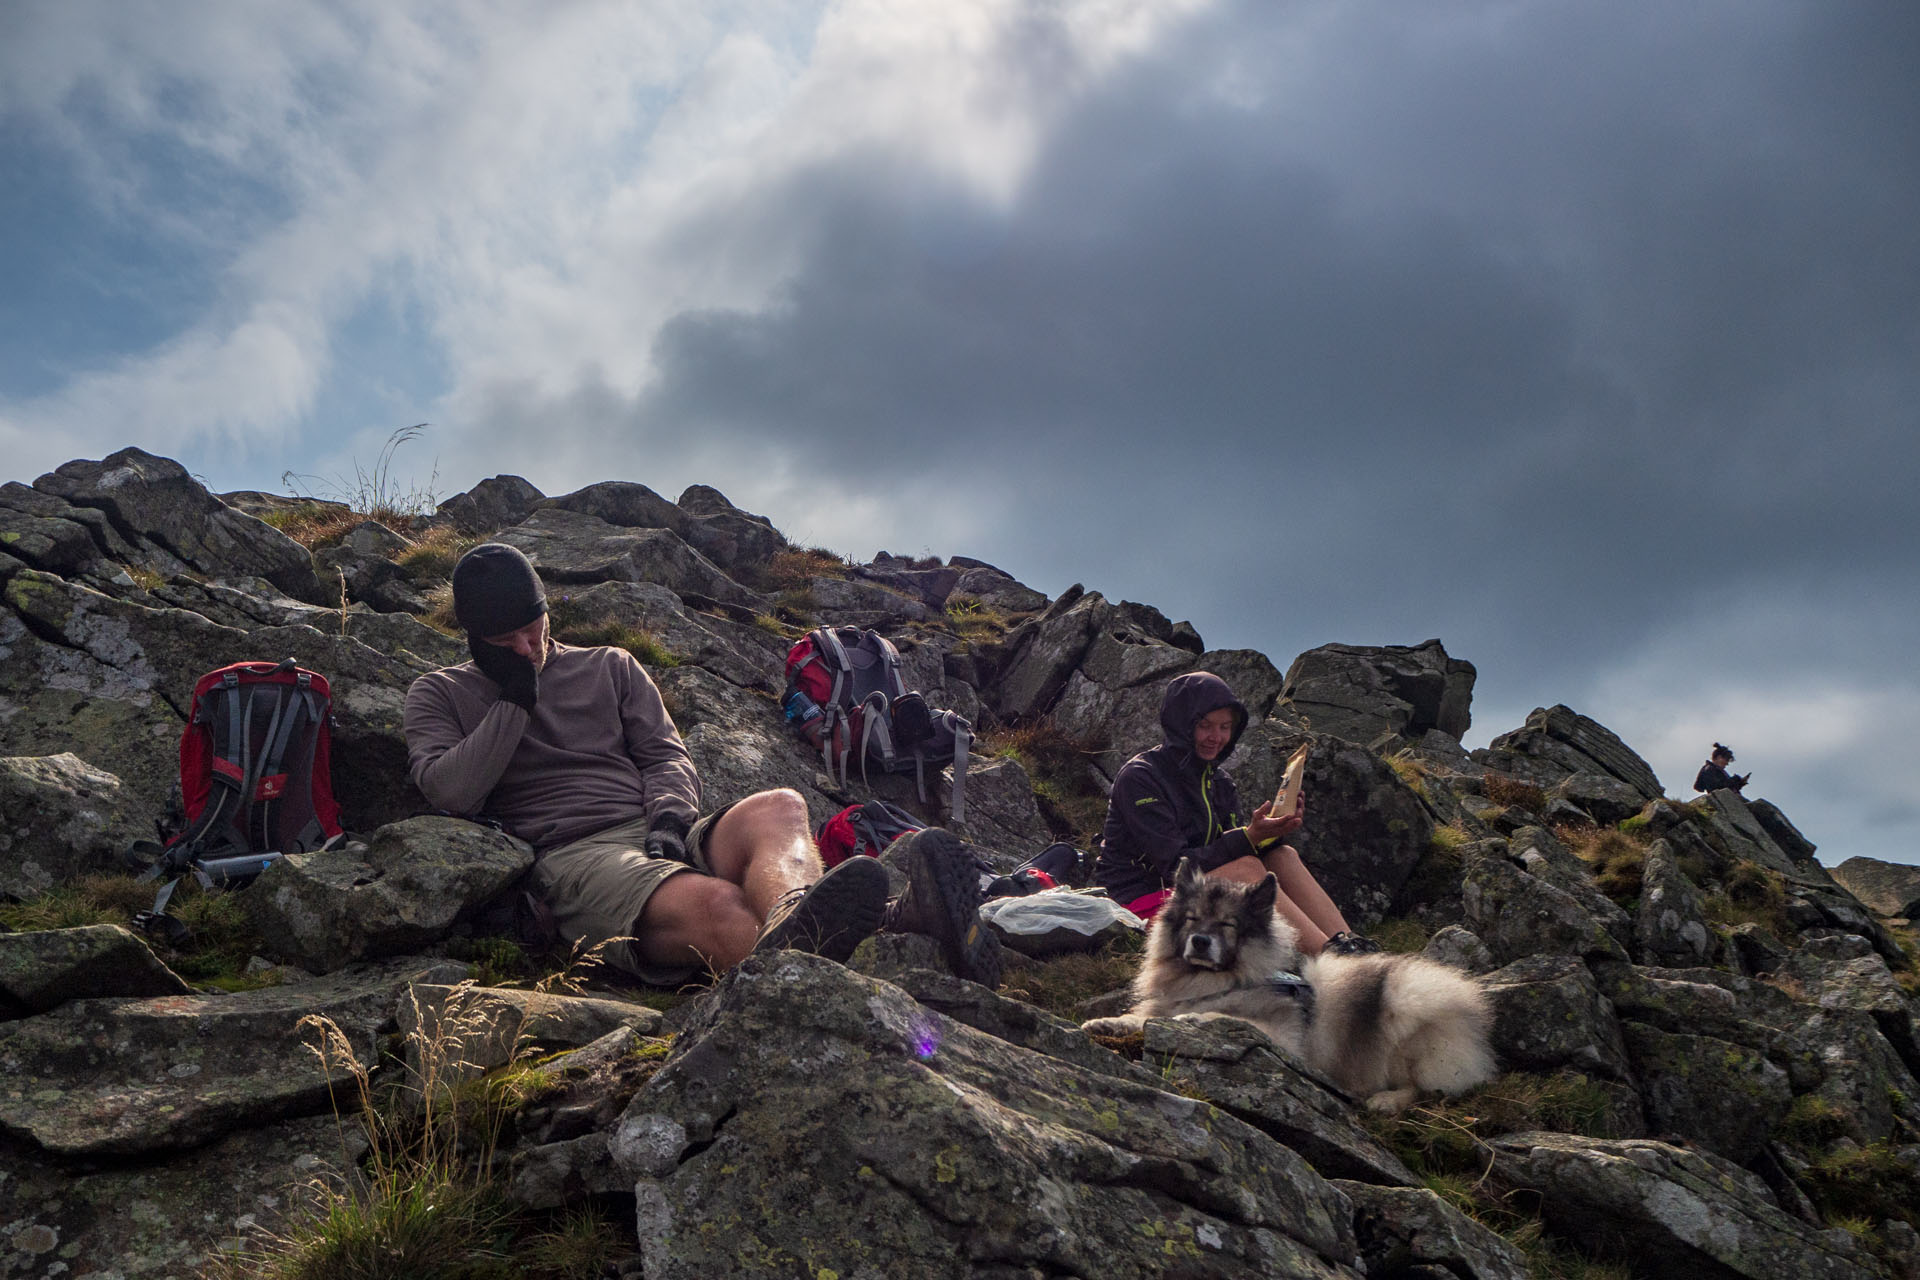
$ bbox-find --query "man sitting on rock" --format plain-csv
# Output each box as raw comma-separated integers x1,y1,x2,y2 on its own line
404,543,1001,987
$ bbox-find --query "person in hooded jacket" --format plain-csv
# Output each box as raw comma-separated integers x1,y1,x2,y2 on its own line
1095,671,1381,956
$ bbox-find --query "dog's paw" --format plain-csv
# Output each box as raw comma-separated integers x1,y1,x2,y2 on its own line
1081,1014,1145,1038
1363,1087,1422,1114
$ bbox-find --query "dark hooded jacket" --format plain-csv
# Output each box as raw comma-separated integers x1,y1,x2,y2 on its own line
1693,760,1747,793
1095,672,1259,905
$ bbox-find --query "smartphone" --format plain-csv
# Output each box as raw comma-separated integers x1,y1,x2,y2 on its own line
1272,742,1310,816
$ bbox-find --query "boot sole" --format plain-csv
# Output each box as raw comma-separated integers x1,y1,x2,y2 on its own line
754,856,888,963
904,830,1003,988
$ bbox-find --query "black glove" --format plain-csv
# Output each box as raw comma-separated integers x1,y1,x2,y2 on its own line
469,635,539,712
645,813,693,864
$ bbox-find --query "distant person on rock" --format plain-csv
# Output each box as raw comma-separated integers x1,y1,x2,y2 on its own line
1094,671,1381,956
1693,743,1750,795
403,543,1001,988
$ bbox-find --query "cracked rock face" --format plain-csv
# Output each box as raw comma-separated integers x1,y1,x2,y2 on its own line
1488,1134,1877,1280
612,952,1364,1279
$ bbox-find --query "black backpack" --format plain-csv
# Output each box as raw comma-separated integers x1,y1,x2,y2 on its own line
783,626,974,822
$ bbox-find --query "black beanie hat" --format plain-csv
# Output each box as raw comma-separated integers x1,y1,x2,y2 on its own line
452,543,548,637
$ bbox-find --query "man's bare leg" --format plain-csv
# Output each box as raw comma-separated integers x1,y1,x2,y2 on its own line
629,789,820,975
701,788,821,919
634,872,761,973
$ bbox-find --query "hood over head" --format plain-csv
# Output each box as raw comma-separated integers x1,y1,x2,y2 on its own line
1159,671,1248,765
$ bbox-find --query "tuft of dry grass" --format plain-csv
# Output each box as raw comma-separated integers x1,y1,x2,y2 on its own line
1363,1073,1642,1279
393,525,478,582
755,547,849,592
943,594,1012,646
1386,755,1429,797
262,502,363,551
1702,862,1794,938
1483,772,1547,812
1559,826,1649,904
212,983,630,1279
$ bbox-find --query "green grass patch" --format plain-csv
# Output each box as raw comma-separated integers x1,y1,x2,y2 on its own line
546,601,679,667
995,938,1144,1022
0,874,273,988
753,612,800,638
1798,1140,1920,1231
1776,1094,1857,1149
0,873,154,931
444,935,540,988
1369,917,1431,954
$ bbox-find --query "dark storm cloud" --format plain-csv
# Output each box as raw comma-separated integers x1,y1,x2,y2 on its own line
611,0,1919,681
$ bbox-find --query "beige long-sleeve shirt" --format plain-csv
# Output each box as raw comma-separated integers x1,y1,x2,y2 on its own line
403,641,701,851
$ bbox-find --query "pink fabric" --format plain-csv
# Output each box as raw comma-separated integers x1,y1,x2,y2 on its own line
1126,889,1171,920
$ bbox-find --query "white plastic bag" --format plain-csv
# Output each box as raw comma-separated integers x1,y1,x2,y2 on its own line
978,888,1145,957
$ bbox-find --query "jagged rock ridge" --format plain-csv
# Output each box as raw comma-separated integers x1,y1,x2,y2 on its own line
1,446,1917,1278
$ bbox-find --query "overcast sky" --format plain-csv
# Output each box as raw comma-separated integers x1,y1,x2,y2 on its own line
3,1,1916,867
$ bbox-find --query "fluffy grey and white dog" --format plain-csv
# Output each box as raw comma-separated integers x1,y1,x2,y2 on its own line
1083,859,1495,1111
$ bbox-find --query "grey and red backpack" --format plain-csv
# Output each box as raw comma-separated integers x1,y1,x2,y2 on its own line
129,658,344,939
783,626,974,823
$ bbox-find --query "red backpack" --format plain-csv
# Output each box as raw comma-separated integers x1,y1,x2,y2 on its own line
814,800,925,868
133,659,344,932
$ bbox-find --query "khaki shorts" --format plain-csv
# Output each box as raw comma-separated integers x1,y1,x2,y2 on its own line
531,805,730,986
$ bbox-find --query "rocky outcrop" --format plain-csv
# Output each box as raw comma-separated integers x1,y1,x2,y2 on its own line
0,753,149,896
614,952,1365,1278
433,474,545,536
1832,856,1920,920
1487,1134,1878,1279
1476,704,1664,800
35,448,329,605
0,447,1916,1279
239,817,535,973
1279,638,1476,748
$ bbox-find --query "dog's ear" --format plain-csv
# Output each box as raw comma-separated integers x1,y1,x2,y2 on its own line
1246,872,1278,917
1175,857,1205,893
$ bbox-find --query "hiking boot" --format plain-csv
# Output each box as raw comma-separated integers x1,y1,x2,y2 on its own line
1322,930,1383,956
752,856,889,964
881,828,1003,988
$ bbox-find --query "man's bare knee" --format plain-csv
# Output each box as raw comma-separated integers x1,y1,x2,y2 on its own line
708,788,814,884
730,788,808,835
